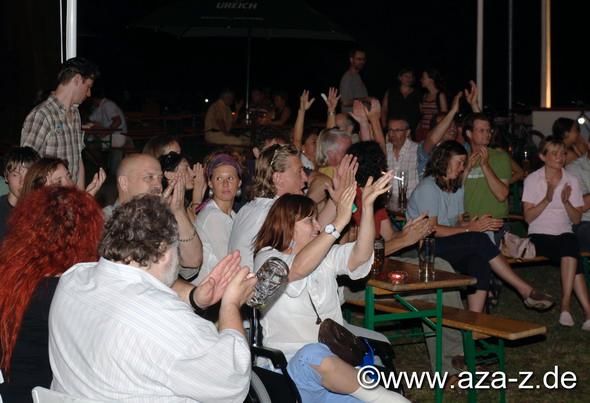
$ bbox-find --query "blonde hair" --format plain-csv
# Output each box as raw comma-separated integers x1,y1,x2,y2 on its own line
249,144,299,199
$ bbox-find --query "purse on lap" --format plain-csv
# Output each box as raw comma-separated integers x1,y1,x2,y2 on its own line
309,293,369,367
501,231,536,260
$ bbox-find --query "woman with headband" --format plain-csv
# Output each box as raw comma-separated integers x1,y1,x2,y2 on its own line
193,153,243,284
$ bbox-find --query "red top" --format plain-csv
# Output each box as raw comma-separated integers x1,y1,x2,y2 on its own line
351,187,388,238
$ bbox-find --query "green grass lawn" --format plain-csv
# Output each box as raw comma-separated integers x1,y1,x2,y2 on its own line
356,264,590,402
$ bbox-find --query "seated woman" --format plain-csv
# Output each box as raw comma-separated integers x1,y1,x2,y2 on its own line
407,140,553,312
523,136,590,329
20,157,105,198
193,153,242,285
253,173,409,403
0,187,103,400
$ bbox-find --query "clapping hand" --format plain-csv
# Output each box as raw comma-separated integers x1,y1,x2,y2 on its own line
401,213,433,246
561,183,572,204
190,163,207,205
327,154,358,202
349,100,369,124
545,180,556,203
467,214,503,232
85,167,106,197
362,170,394,207
334,183,357,228
367,98,381,121
193,251,243,308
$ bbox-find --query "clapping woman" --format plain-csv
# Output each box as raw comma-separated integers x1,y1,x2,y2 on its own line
253,172,409,402
522,136,590,329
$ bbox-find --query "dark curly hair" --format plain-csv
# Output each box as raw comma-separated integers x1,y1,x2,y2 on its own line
346,141,387,185
100,195,178,266
424,140,467,193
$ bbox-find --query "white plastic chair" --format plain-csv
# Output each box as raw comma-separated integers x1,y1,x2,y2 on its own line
31,387,107,403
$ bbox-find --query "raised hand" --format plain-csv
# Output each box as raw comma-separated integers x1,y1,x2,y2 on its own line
193,251,242,308
450,91,463,113
324,87,340,112
334,183,357,228
349,100,369,124
191,163,207,204
299,90,315,112
464,80,481,112
367,98,381,121
165,174,186,214
362,171,394,207
561,183,572,204
327,154,358,202
85,167,106,197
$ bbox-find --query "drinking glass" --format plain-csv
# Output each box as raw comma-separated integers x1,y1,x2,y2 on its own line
396,169,408,213
247,257,289,308
372,238,385,275
418,237,436,281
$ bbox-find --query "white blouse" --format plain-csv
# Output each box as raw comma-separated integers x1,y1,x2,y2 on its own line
254,243,373,361
194,200,236,285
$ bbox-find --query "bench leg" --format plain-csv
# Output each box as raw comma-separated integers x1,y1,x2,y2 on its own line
462,330,478,403
364,286,375,330
582,256,590,288
498,339,506,403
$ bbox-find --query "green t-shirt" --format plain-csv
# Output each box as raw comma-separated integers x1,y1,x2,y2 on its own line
464,148,511,218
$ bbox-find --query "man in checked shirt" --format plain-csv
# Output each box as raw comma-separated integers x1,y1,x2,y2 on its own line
21,57,100,189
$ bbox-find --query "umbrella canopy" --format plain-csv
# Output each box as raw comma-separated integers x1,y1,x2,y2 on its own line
134,0,353,41
134,0,353,117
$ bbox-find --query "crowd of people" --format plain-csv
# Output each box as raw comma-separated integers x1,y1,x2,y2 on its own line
0,50,588,402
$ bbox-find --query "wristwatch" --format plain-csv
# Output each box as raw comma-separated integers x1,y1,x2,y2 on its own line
324,224,341,239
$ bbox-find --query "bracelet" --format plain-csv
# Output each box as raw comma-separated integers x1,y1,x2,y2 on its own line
328,111,336,116
179,230,197,243
189,286,206,313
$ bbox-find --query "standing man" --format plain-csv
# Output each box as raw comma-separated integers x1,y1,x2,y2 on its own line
21,57,99,189
463,113,511,237
339,47,369,113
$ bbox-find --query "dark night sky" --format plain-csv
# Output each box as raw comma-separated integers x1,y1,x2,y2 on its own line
1,0,588,140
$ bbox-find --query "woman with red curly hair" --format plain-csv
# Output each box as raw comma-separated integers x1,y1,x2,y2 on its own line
0,186,103,400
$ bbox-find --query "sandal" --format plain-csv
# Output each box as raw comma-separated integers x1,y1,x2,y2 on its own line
451,355,486,372
444,374,462,392
523,289,555,311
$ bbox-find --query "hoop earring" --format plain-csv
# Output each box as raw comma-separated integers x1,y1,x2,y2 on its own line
236,188,242,198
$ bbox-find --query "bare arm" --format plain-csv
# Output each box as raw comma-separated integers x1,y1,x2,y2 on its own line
431,214,503,237
367,98,386,154
384,214,432,255
479,147,509,202
438,92,448,112
348,172,393,270
464,80,481,112
350,101,372,142
289,185,356,282
423,92,462,154
323,87,340,129
293,90,315,150
561,184,582,224
381,91,389,127
509,157,525,184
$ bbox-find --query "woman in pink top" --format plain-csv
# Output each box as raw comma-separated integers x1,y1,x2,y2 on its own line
522,137,590,330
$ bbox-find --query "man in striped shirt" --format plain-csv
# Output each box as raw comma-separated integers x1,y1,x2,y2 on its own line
49,195,256,402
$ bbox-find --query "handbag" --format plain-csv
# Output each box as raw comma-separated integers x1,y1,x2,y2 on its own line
501,231,536,260
318,318,368,367
308,294,369,367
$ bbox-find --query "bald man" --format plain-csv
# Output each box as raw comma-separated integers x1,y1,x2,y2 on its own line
104,154,202,270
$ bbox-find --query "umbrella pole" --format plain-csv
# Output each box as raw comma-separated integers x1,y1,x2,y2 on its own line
245,28,252,125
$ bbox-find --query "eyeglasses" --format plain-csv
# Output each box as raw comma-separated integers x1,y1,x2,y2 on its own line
387,128,409,133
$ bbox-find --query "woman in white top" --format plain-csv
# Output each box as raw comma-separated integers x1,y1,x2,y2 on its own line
194,154,242,285
253,172,408,403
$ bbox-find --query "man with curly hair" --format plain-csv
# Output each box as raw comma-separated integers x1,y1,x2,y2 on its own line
48,195,256,401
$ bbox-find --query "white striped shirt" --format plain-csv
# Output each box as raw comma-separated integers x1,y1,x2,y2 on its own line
48,258,251,402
